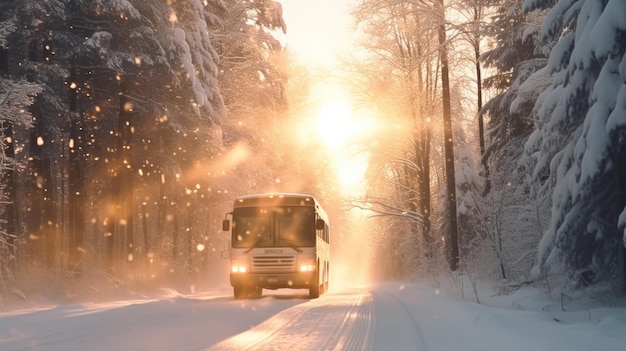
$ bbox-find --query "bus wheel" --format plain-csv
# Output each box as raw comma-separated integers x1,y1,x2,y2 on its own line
324,265,329,293
309,283,320,299
233,286,247,299
309,268,320,299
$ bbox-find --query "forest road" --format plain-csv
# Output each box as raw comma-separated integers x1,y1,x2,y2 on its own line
0,285,432,351
208,287,426,351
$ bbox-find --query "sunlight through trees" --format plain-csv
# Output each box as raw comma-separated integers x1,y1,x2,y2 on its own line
1,0,625,300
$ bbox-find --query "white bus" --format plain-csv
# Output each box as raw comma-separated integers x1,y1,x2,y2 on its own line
222,193,330,299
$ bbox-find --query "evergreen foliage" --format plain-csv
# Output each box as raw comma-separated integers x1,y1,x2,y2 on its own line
521,0,626,292
2,0,625,300
481,0,547,167
0,0,288,295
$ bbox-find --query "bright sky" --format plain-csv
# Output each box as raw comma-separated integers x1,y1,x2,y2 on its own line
279,0,354,67
279,0,374,195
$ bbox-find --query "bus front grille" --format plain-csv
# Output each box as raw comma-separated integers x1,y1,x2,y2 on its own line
251,255,296,273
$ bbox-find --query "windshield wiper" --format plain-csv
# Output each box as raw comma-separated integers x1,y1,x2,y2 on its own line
244,234,269,254
279,238,303,253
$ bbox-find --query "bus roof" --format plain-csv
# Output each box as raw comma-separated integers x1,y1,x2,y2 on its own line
232,193,328,221
234,193,318,206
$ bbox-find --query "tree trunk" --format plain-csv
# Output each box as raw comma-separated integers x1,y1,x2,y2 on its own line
172,212,179,260
618,244,626,295
438,0,459,271
476,45,484,154
156,173,166,248
1,122,18,266
118,89,135,266
105,200,116,271
41,158,56,268
475,40,491,194
186,208,192,275
1,48,18,268
142,202,150,254
618,149,626,294
29,126,45,266
68,70,85,273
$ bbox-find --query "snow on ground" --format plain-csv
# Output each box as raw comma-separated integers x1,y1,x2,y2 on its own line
377,282,626,351
0,281,624,350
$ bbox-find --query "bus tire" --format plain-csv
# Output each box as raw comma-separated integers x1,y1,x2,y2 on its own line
324,264,329,293
309,265,321,299
233,286,247,299
309,283,320,299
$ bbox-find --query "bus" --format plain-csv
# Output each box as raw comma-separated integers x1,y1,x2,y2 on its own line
222,193,330,299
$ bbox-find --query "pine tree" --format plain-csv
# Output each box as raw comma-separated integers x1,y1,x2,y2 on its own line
1,17,42,278
525,0,626,293
0,0,69,269
481,0,548,188
216,0,287,148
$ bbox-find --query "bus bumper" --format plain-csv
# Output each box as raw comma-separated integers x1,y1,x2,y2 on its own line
230,272,317,289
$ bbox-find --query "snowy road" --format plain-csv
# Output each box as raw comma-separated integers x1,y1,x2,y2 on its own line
1,282,625,351
210,289,375,351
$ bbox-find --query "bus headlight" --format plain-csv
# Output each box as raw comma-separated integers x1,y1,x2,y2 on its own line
299,264,315,272
231,265,247,273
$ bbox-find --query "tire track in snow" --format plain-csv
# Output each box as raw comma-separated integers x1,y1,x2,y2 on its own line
207,298,312,350
371,289,428,351
208,289,374,351
321,290,373,351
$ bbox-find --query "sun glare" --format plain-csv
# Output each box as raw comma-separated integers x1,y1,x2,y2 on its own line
315,101,353,148
315,100,374,150
313,99,374,195
336,151,369,194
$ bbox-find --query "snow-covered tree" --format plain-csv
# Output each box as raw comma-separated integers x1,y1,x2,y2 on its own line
1,16,42,292
208,0,290,198
0,0,70,269
462,0,552,286
56,0,230,275
453,0,500,188
349,0,446,277
481,1,548,188
215,0,287,147
523,0,626,293
0,0,293,292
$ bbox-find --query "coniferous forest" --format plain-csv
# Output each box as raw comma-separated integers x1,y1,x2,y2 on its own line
1,0,625,301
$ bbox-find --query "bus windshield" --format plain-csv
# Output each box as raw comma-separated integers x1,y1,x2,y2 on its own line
232,206,316,249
